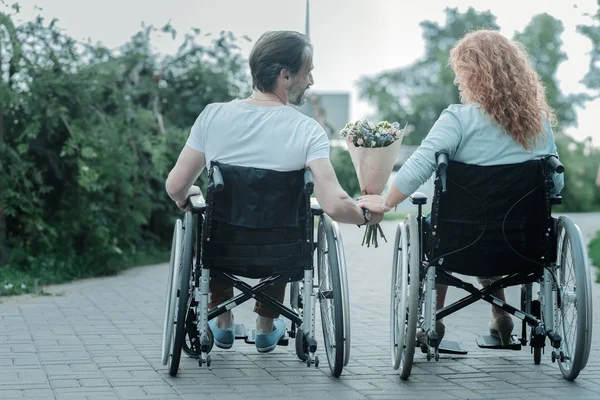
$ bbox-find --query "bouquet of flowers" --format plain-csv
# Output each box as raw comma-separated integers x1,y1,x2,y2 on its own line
340,119,406,247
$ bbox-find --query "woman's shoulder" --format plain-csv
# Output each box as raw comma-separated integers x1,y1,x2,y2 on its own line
442,102,484,117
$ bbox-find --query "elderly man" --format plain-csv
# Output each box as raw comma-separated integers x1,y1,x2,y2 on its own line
165,30,381,353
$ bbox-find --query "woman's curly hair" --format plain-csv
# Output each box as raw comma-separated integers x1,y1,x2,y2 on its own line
449,29,557,150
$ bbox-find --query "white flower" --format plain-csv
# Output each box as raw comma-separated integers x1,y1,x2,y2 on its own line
4,283,13,290
21,284,27,289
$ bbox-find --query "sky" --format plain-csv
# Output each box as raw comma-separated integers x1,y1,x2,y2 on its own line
9,0,600,144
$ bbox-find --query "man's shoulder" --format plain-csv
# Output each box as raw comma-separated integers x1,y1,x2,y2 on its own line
288,108,326,131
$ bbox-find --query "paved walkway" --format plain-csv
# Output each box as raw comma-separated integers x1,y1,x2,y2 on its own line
1,215,599,400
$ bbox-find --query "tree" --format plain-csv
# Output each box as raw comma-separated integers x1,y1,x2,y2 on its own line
0,6,251,281
577,0,600,98
358,7,599,211
514,13,582,128
359,7,499,145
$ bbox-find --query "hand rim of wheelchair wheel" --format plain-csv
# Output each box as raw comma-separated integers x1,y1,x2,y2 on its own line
554,216,592,381
317,215,345,377
162,219,183,366
168,212,194,377
331,220,351,367
390,222,409,370
396,215,420,380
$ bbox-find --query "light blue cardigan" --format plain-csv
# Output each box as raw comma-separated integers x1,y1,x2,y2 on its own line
394,103,564,195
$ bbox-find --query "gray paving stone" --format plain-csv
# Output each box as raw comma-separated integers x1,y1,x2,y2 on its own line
1,218,600,400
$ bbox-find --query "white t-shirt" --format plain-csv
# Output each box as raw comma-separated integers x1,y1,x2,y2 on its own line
186,100,330,171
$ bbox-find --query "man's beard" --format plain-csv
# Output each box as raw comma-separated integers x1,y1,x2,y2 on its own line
288,87,308,106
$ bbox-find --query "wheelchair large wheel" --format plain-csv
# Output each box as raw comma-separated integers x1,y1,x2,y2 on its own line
391,215,420,380
554,216,593,381
331,220,351,367
317,215,346,377
161,219,183,366
168,211,194,377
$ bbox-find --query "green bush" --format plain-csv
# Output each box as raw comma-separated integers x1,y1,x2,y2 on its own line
0,9,250,293
589,230,600,282
330,147,361,198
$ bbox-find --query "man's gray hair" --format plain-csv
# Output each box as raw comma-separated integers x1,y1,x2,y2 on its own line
249,31,313,93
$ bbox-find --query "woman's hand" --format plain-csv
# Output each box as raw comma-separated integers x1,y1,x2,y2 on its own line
357,194,393,213
175,185,201,212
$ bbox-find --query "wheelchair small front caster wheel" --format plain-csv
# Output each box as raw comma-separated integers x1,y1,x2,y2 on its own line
435,350,440,361
314,356,319,368
426,351,431,361
198,358,203,367
206,355,211,367
551,351,556,363
306,358,311,368
559,351,565,362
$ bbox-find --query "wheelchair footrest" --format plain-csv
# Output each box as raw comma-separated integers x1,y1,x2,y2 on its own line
233,324,289,346
438,339,468,355
476,335,521,350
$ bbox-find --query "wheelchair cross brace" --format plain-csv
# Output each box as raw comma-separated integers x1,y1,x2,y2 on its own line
435,270,538,325
433,268,562,349
205,271,303,326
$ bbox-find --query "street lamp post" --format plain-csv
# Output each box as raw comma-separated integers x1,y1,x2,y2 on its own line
305,0,310,39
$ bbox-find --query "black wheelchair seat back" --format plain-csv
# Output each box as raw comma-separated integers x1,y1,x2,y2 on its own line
201,162,312,279
428,159,555,277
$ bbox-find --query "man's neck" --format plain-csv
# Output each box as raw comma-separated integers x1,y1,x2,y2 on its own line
249,90,287,105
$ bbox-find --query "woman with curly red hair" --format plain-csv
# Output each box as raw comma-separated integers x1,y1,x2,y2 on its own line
359,29,564,344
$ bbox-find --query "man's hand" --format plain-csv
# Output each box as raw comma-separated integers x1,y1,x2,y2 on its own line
357,194,393,213
367,211,384,225
175,185,201,212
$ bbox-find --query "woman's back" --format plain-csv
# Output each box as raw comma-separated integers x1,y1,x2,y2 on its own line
450,103,556,166
393,102,562,197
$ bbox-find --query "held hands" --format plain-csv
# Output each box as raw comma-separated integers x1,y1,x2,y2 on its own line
175,185,201,212
368,211,384,225
355,196,387,248
357,194,393,214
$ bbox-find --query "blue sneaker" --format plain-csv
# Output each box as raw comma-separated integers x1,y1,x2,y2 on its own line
255,317,286,353
208,318,234,349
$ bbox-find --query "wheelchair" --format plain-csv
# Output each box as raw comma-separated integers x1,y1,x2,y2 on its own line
161,163,351,377
390,153,593,381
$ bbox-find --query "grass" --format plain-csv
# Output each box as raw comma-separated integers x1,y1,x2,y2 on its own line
589,230,600,283
0,246,169,297
383,211,409,221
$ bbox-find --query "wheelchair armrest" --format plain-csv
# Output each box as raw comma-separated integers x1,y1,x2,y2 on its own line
304,169,314,195
410,192,427,205
310,198,324,215
190,194,206,212
546,155,565,174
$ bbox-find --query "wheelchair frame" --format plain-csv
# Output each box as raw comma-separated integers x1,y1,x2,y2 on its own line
162,167,351,378
391,153,593,381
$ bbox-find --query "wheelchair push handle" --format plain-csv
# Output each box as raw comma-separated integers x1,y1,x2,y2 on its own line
211,166,225,192
435,152,449,193
546,155,565,174
304,169,315,195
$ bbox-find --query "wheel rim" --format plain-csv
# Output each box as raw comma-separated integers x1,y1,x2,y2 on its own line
318,220,337,368
390,223,408,369
168,212,194,375
162,219,182,366
331,221,351,367
398,215,419,380
555,217,592,379
397,222,411,371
